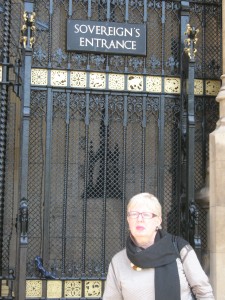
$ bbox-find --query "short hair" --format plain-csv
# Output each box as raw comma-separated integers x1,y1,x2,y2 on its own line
127,193,162,217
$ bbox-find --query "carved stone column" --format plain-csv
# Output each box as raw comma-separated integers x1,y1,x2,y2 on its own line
209,2,225,293
209,78,225,299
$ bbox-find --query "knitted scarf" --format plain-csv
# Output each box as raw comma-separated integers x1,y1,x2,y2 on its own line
126,229,188,300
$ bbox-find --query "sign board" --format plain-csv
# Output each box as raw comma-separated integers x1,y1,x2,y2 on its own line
67,19,147,56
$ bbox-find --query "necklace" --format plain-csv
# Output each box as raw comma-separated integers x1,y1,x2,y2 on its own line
130,262,142,271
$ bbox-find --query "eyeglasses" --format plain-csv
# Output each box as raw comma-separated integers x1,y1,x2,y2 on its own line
127,211,157,219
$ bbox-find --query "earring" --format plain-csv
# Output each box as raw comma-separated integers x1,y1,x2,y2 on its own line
155,226,159,231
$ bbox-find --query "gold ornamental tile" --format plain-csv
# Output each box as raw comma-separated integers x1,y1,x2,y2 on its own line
90,72,106,89
85,280,102,298
26,280,42,298
64,280,82,298
109,73,125,90
165,77,180,94
51,70,67,87
128,75,143,91
0,65,2,82
47,280,62,298
31,69,48,85
70,71,87,88
146,76,162,93
205,80,221,96
194,79,204,95
29,68,221,97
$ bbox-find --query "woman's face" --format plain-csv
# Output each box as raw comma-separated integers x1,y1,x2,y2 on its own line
127,200,162,247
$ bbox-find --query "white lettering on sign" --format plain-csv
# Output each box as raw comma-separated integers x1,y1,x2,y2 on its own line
74,24,140,38
79,37,137,50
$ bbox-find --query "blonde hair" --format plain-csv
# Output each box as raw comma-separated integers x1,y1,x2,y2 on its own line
127,193,162,217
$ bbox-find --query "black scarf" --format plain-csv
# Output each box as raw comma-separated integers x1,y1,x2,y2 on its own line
126,229,188,300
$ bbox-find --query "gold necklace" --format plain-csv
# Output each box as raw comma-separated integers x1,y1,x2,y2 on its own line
130,262,142,271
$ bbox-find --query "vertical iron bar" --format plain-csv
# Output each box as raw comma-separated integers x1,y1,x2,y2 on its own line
106,0,110,71
107,0,110,21
143,1,147,74
201,6,207,179
43,0,52,285
179,1,190,236
61,91,70,275
187,60,199,252
158,1,166,205
81,91,90,276
43,87,52,265
121,95,128,248
202,100,206,180
48,0,53,67
68,0,72,17
42,2,54,273
158,94,165,210
88,0,91,19
202,5,206,78
125,0,129,22
101,94,109,276
143,0,147,22
17,1,35,298
141,96,147,192
161,1,165,75
0,0,11,276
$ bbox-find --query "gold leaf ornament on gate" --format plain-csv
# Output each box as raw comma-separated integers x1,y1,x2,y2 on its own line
184,24,199,60
20,11,36,49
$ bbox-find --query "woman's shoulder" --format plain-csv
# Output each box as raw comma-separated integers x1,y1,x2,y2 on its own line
173,235,195,263
111,248,132,266
172,234,190,251
179,236,190,246
112,248,127,261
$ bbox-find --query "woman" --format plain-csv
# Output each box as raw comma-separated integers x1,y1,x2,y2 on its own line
103,193,214,300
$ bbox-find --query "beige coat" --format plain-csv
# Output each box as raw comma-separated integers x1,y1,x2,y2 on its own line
103,246,214,300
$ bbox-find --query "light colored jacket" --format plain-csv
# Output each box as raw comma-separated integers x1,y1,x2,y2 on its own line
103,246,214,300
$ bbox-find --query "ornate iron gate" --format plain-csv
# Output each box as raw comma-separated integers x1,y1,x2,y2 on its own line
0,0,221,299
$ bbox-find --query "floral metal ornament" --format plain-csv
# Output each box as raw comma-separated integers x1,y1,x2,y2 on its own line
184,24,199,61
110,55,124,69
33,46,47,64
149,55,160,70
128,57,143,71
130,0,144,7
166,56,179,74
72,53,87,67
90,54,105,69
52,48,67,67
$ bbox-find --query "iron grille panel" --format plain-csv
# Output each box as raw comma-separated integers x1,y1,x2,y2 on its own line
190,2,222,79
27,90,47,276
23,91,197,278
2,100,16,274
145,96,159,195
146,2,162,75
0,1,222,298
164,96,181,234
0,0,4,52
9,2,23,61
163,2,180,76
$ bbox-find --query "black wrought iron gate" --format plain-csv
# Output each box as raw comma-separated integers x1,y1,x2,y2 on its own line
0,0,221,299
